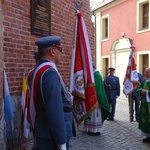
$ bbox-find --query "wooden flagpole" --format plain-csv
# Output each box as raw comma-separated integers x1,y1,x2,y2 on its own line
69,14,77,92
69,1,82,92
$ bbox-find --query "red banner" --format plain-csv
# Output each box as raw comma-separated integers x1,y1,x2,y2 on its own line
123,45,139,95
70,11,98,126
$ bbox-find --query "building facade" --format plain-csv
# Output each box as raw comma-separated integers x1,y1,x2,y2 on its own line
0,0,94,149
93,0,150,91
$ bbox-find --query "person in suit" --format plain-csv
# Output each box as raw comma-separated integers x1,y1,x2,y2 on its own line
104,67,120,121
128,71,143,122
29,36,74,150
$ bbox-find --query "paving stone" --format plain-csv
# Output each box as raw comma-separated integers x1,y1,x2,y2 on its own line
21,94,150,150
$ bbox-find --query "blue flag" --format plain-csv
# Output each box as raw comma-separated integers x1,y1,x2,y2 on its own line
4,70,14,139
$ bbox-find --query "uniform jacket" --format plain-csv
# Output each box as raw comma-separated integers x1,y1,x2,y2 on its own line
104,75,120,100
32,59,73,146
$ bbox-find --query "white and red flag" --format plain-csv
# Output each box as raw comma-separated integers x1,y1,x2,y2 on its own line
123,45,139,95
70,11,98,126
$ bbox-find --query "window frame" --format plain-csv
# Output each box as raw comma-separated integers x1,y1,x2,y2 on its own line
137,51,150,77
137,0,150,33
102,55,110,77
101,14,109,41
142,3,149,28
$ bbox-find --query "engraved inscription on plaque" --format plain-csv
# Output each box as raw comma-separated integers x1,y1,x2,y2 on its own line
31,0,51,36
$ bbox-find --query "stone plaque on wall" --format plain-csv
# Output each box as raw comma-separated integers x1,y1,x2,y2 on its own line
31,0,51,36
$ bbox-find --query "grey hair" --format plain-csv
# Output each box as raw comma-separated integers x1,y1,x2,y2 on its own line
38,47,50,57
145,67,150,71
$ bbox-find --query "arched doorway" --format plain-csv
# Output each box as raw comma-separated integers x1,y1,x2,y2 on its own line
111,38,131,93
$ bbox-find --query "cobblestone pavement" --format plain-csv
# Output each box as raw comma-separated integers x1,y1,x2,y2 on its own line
22,94,150,150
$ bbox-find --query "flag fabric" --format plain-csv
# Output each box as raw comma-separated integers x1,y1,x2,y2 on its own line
21,75,27,111
21,75,30,138
3,70,14,140
70,10,98,126
123,45,139,95
26,70,33,128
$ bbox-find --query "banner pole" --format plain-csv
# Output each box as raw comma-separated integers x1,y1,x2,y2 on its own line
69,12,78,92
69,2,82,92
129,93,133,122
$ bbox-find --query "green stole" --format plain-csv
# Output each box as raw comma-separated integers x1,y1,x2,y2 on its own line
94,71,110,123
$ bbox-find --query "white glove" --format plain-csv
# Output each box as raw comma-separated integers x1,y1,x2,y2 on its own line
60,143,67,150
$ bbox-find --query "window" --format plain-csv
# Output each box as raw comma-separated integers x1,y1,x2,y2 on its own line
104,18,108,38
138,53,149,77
142,54,149,76
143,3,149,28
102,57,109,77
137,0,150,33
101,15,109,40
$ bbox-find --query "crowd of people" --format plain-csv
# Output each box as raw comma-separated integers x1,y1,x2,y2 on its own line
23,35,150,150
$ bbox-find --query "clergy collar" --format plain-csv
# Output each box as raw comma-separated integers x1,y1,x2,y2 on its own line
146,78,150,82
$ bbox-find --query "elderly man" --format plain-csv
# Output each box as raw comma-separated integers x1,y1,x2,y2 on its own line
29,36,74,150
137,67,150,143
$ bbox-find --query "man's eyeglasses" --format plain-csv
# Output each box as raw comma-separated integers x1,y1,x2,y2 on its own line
52,44,63,52
55,45,62,52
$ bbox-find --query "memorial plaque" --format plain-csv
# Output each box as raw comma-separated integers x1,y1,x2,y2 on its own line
31,0,51,36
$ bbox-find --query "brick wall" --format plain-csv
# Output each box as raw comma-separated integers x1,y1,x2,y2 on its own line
2,0,36,96
0,1,6,149
0,0,94,114
0,0,4,119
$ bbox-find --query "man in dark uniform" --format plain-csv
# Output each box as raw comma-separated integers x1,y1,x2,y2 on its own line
104,67,120,121
29,36,74,150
